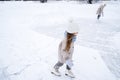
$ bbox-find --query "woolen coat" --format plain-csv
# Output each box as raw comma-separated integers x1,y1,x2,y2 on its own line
58,38,74,63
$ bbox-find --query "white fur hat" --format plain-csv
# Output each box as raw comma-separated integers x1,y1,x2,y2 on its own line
66,18,79,33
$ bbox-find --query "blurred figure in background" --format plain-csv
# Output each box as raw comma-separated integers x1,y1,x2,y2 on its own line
96,4,106,20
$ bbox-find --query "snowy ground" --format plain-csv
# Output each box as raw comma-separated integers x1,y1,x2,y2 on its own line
0,1,120,80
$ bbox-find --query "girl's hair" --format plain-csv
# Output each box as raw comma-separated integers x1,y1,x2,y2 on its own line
64,32,75,52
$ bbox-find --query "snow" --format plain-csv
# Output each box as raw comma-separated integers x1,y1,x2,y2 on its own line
0,1,120,80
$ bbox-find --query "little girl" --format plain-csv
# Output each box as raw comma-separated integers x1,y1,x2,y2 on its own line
51,19,79,78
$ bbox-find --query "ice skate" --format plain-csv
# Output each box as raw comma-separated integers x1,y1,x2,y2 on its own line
65,70,75,78
51,68,61,76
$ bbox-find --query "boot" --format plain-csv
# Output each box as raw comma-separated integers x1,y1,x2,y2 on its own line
51,68,61,76
65,70,75,78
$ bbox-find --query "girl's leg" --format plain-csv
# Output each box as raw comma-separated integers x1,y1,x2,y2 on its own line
66,65,71,70
97,15,101,19
51,61,63,76
54,61,63,70
65,65,75,78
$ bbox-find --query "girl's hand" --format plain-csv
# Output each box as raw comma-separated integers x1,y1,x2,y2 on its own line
66,59,73,68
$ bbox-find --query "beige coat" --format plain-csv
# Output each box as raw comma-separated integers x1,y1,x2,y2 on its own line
58,38,74,63
96,4,106,15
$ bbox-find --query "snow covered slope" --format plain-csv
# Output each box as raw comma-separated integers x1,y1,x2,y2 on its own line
0,1,119,80
0,27,116,80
